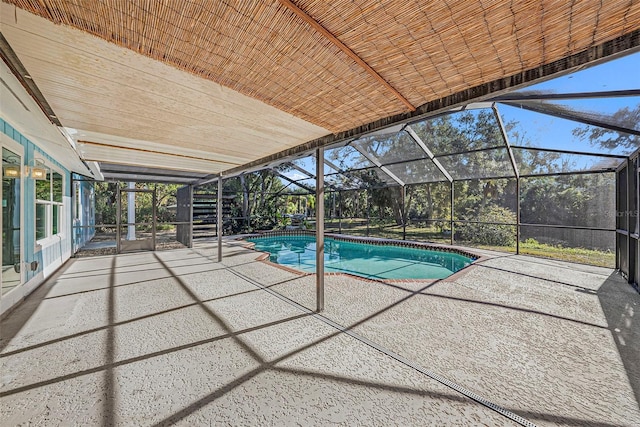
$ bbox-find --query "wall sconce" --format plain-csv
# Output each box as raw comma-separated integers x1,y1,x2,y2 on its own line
26,158,48,180
31,166,47,180
3,154,21,178
3,164,21,178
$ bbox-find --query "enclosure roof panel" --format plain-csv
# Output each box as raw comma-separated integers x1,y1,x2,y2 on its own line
497,101,640,157
384,158,449,185
436,148,515,181
353,132,428,165
513,148,624,176
408,109,507,156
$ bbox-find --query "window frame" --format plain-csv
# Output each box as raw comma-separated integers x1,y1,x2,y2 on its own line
34,164,64,244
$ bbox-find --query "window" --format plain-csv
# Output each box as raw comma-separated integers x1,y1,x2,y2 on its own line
35,169,64,240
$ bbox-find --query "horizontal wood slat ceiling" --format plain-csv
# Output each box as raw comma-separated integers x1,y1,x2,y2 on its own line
7,0,640,134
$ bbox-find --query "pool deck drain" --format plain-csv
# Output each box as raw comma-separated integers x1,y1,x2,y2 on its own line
1,237,638,426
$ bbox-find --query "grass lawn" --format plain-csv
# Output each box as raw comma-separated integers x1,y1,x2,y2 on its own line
322,219,615,268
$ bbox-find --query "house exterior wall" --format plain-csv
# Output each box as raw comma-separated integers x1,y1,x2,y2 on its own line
1,118,74,315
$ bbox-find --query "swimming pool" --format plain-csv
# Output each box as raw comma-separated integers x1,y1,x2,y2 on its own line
246,234,475,280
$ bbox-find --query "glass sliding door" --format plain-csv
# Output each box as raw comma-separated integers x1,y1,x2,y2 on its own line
2,146,23,296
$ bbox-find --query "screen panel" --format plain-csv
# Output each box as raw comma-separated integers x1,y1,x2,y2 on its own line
437,148,515,180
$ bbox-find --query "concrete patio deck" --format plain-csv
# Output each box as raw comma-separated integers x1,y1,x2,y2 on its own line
1,239,638,426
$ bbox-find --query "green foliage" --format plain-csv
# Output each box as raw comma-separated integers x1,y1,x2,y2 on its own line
456,205,516,246
520,174,613,229
275,211,290,229
93,182,181,230
94,182,118,228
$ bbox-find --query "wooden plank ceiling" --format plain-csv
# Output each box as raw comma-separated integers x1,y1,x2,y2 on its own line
1,0,639,177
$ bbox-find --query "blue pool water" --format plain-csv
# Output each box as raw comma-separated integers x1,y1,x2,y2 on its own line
247,235,475,280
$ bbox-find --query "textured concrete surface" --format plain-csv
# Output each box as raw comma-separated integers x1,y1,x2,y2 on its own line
1,238,638,426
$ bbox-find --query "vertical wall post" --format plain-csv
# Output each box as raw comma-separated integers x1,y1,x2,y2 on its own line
217,174,223,263
316,147,325,312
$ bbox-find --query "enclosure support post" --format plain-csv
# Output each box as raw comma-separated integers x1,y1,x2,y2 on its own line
217,174,223,263
627,158,634,283
402,185,406,240
338,191,342,234
189,185,194,248
116,185,121,253
152,185,157,251
332,192,335,218
494,104,521,254
516,178,521,254
316,147,325,312
127,182,135,241
450,182,455,245
366,189,371,237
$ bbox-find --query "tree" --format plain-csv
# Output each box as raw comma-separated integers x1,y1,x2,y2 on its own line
221,170,287,231
572,104,640,151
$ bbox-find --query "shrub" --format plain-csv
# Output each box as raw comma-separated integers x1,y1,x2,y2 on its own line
457,205,516,246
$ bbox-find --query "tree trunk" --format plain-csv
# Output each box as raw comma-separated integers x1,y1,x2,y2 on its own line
426,185,433,218
390,188,403,225
240,175,249,219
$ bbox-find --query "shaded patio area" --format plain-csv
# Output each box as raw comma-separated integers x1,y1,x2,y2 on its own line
1,241,638,426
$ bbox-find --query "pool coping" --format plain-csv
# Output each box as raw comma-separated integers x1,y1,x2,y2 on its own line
237,230,487,284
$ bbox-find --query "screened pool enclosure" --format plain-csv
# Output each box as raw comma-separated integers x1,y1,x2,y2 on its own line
76,53,639,290
189,57,638,271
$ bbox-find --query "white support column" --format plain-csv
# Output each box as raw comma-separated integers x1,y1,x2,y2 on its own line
127,182,135,240
316,147,325,312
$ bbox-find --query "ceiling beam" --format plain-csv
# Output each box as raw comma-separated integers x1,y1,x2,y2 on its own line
0,32,61,126
492,89,640,102
79,140,240,165
278,0,415,112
